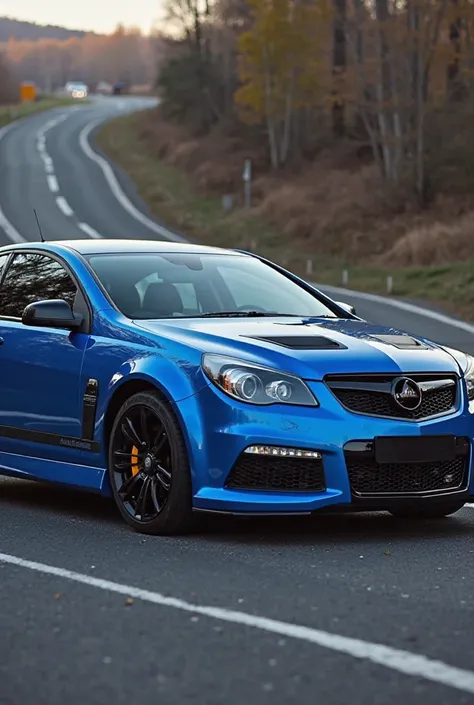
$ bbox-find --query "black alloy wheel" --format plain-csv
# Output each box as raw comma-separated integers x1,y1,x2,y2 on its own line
108,391,193,535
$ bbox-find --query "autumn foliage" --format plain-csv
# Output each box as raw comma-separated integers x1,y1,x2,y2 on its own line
0,24,157,96
155,0,474,209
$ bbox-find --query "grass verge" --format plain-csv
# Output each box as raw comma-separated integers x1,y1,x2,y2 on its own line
0,96,89,127
96,110,474,322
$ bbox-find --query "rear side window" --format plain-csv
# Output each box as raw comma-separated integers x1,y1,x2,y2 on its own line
0,254,9,282
0,253,77,318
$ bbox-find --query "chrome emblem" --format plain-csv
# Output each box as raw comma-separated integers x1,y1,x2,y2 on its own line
392,377,422,410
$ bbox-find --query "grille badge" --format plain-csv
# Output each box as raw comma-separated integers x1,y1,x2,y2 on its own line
391,377,422,410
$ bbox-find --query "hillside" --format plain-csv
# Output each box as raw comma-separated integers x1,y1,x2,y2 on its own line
0,16,90,42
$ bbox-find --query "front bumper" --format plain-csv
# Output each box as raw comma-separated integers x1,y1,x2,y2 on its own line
176,379,474,514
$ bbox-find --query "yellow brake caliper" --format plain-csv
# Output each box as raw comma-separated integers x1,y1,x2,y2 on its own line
131,445,140,476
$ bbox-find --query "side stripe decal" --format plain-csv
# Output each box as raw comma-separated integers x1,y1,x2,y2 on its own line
0,425,100,453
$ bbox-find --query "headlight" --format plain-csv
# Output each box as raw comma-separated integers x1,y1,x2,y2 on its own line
443,346,474,406
464,355,474,403
202,354,318,406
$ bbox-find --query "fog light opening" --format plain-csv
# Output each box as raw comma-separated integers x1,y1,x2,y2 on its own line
244,445,322,459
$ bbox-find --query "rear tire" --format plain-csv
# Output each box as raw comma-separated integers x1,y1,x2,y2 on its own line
108,390,194,535
388,499,466,520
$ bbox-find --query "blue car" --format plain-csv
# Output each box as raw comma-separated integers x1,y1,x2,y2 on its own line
0,239,473,534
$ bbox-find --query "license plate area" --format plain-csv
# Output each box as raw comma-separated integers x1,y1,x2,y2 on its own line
374,435,456,464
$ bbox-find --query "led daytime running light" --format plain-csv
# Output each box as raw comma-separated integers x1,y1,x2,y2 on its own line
244,445,321,459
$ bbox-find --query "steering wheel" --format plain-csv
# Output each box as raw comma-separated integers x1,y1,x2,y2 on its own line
236,304,267,312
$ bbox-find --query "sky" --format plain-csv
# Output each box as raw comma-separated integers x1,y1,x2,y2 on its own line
0,0,163,34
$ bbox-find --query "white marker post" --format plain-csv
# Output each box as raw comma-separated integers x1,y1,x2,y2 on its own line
306,259,313,275
342,269,349,286
243,159,252,210
387,275,393,294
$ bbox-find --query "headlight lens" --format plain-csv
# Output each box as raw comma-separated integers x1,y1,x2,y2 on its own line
202,354,318,406
443,346,474,406
464,355,474,402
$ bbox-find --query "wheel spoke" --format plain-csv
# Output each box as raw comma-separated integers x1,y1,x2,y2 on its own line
135,476,151,519
150,478,162,513
118,473,141,502
139,407,151,447
121,416,145,448
152,432,168,456
156,464,171,490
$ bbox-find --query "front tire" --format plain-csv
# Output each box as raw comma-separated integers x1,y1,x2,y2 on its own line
108,391,193,535
388,499,466,520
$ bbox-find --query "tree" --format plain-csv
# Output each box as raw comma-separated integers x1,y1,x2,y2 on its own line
235,0,330,168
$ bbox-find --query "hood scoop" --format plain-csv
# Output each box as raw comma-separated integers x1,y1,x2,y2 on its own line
242,335,347,350
369,334,428,349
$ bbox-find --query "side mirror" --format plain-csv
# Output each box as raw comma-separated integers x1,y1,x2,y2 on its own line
335,300,356,316
22,299,83,330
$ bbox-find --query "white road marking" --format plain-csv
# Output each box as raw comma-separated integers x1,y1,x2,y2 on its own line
318,283,474,336
46,174,59,193
56,196,74,217
78,222,102,238
78,120,186,243
466,503,474,508
0,552,474,695
0,122,26,243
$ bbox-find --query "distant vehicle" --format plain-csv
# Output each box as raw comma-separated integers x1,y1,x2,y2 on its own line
96,81,112,95
65,82,88,99
0,239,472,535
113,81,127,95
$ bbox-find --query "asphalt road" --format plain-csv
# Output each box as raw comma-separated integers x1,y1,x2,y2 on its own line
0,96,473,705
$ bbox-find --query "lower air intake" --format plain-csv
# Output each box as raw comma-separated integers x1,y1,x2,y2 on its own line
346,456,467,497
226,454,326,492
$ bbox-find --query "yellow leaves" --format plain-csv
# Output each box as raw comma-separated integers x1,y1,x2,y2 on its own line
235,0,331,123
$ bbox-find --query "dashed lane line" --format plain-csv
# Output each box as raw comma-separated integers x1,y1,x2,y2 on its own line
56,196,74,217
78,222,102,238
46,174,59,193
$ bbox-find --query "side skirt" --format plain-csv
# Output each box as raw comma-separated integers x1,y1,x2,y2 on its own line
0,450,110,495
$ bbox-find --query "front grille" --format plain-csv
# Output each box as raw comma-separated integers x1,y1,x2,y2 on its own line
326,373,458,420
346,456,467,496
226,454,325,492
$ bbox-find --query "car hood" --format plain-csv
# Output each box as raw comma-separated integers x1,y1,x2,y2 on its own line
133,316,461,380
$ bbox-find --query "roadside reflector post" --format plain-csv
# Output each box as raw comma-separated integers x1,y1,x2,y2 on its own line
342,269,348,286
306,259,313,275
387,275,393,294
250,238,257,251
242,159,252,210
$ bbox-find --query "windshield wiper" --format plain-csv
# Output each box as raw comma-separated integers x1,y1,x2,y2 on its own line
199,311,339,319
200,311,274,318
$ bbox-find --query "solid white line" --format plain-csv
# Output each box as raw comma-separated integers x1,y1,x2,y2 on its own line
56,196,74,217
318,283,474,336
0,552,474,695
78,222,102,239
78,120,186,243
46,174,59,193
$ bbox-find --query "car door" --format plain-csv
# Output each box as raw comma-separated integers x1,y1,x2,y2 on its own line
0,250,89,463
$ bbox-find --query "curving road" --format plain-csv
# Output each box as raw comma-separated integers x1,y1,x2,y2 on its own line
0,97,473,705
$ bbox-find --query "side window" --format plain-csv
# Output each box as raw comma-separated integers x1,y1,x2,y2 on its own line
0,254,9,283
0,253,77,318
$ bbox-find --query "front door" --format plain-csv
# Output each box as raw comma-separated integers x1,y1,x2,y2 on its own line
0,250,88,464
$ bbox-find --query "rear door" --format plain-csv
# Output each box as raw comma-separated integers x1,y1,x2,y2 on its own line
0,250,89,464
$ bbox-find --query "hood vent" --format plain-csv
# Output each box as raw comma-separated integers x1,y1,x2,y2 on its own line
243,335,347,350
370,334,428,349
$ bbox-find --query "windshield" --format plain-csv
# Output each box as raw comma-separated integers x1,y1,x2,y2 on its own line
86,252,343,320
